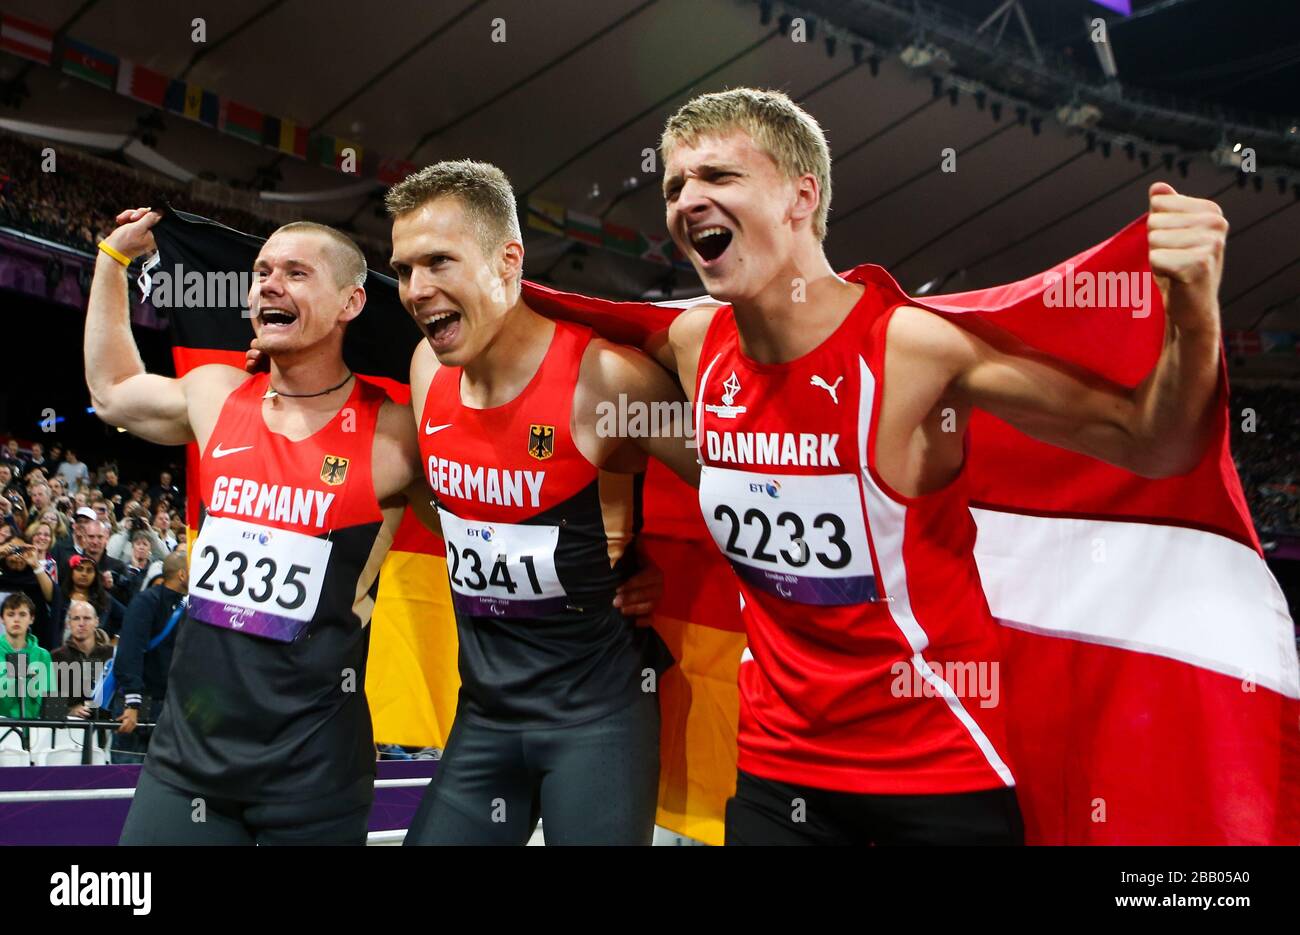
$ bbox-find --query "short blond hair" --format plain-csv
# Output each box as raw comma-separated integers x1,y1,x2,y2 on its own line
661,87,832,240
384,160,522,255
269,221,367,288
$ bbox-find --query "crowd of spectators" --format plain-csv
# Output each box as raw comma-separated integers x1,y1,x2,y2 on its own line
1232,385,1300,539
0,130,391,269
1,433,186,748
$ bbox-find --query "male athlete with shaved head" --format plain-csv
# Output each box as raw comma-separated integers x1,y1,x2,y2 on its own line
88,209,438,844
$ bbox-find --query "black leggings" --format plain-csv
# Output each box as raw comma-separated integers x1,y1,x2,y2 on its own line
404,691,660,845
725,770,1024,845
119,769,372,845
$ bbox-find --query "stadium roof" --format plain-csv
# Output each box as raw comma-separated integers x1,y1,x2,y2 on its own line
1,0,1296,336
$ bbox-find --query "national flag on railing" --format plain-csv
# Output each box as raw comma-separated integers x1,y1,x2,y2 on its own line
0,14,53,65
60,38,118,91
220,100,264,145
261,115,309,159
165,80,219,127
116,59,169,108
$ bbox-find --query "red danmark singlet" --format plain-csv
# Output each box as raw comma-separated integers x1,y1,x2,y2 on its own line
694,275,1015,795
146,372,387,804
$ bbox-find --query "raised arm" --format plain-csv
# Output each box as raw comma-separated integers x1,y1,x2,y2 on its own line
85,209,194,444
897,185,1224,478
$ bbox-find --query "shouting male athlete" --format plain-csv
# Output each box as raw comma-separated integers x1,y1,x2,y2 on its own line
654,89,1225,845
88,209,434,844
389,161,698,845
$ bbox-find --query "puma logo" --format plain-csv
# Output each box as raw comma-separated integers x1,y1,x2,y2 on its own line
810,375,843,404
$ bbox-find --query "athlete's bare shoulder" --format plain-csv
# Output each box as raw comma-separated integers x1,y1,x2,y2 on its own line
581,336,666,391
878,304,988,437
184,363,251,394
885,305,976,372
668,303,721,359
372,397,421,502
183,363,257,450
408,338,442,417
666,303,723,401
574,338,660,445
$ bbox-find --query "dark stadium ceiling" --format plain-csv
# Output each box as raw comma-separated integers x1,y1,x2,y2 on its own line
1,0,1297,335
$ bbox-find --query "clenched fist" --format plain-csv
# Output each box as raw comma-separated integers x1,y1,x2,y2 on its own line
102,207,162,262
1147,182,1227,329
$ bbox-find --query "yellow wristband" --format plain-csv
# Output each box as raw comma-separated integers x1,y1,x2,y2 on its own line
97,240,131,267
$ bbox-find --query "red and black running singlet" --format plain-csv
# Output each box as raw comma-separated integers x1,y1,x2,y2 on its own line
694,274,1016,795
419,320,669,728
145,372,387,805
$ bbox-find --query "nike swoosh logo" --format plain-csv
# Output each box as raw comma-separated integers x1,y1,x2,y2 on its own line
212,444,253,459
424,422,453,435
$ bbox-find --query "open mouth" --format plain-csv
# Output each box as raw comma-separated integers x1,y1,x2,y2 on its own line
690,225,733,264
258,308,298,329
422,310,463,351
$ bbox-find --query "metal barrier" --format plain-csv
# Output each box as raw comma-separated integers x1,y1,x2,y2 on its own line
0,776,430,804
0,718,158,766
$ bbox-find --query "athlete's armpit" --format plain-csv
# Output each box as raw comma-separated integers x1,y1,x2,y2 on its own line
401,478,442,536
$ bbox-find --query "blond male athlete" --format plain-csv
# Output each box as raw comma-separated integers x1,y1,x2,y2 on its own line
652,89,1224,845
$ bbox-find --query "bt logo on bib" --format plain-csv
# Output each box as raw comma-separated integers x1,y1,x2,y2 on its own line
748,480,781,498
468,525,496,542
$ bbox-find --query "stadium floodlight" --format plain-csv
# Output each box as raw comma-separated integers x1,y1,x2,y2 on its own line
1211,145,1244,170
900,42,954,73
1056,102,1103,129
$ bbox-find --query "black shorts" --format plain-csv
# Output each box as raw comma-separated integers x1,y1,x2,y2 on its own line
404,690,660,845
725,770,1024,845
119,769,372,846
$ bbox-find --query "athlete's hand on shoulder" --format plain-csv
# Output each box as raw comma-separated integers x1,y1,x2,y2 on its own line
614,557,664,619
103,207,162,261
245,338,270,374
